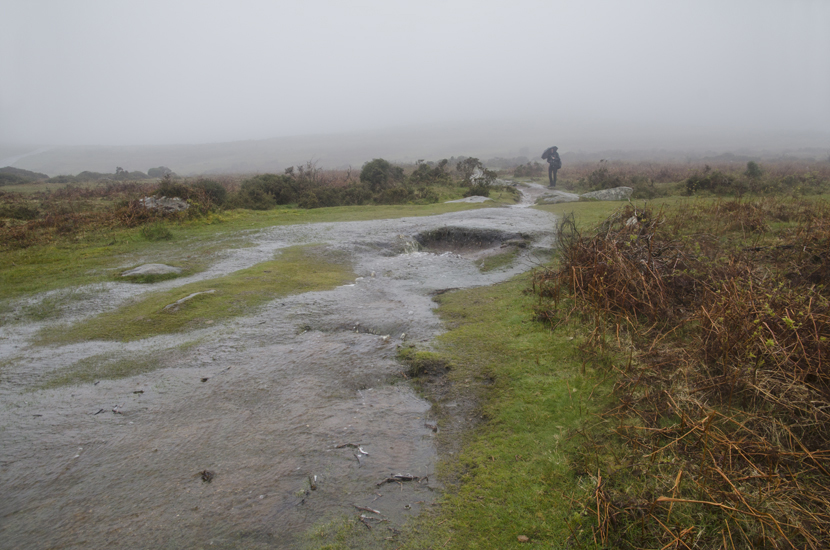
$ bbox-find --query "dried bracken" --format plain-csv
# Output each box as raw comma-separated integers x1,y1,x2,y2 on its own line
535,199,830,549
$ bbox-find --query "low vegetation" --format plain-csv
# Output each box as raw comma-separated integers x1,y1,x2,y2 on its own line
6,154,830,548
0,157,517,252
37,245,354,345
529,196,830,548
509,157,830,201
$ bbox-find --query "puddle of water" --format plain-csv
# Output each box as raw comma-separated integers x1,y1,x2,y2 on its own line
0,191,557,549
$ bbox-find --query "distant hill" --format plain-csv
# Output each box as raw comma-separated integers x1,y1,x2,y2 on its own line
0,166,49,186
6,119,830,176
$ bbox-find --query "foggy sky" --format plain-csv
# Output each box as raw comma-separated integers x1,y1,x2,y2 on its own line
2,0,829,147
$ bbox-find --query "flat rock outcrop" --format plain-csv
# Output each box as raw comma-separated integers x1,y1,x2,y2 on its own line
139,196,189,213
580,187,634,201
537,190,581,204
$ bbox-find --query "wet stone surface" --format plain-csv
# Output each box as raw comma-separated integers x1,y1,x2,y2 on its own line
0,186,557,549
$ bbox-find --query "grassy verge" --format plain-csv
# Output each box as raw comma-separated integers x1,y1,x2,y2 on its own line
38,245,354,344
400,280,616,548
476,248,520,272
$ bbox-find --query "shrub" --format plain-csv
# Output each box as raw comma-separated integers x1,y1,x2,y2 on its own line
360,159,404,192
408,159,451,186
412,186,439,204
456,157,484,185
191,179,227,206
587,165,625,190
685,170,738,195
341,184,373,205
629,175,668,199
297,191,320,209
745,161,764,179
154,175,192,199
239,174,298,206
233,186,275,210
463,184,490,198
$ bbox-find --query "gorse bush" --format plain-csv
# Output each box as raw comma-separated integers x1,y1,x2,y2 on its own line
360,158,405,192
237,174,297,208
191,179,227,206
154,174,192,199
409,159,451,186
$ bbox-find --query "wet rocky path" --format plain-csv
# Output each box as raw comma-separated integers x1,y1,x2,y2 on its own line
0,184,556,549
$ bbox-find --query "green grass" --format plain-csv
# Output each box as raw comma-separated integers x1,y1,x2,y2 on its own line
476,248,520,272
399,280,614,549
38,245,355,344
535,200,626,231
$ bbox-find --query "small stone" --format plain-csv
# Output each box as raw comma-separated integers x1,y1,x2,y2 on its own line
163,289,216,312
517,535,530,542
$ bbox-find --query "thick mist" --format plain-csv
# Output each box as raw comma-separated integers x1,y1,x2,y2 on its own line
2,0,829,157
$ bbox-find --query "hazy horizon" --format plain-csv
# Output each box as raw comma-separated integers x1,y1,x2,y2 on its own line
3,0,829,154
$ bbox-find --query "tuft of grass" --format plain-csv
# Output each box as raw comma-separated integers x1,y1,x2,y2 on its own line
476,247,520,272
140,221,173,241
38,245,355,344
37,342,198,389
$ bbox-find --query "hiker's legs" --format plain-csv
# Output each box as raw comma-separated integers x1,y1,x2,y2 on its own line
553,168,558,187
548,163,555,186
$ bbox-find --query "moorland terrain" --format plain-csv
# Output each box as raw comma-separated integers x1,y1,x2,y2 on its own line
2,155,830,549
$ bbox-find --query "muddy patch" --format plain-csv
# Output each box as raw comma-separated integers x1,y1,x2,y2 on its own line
414,227,529,262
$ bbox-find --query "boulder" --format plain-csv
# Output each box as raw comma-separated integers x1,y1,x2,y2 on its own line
537,190,581,204
121,264,182,277
581,187,633,201
139,196,189,213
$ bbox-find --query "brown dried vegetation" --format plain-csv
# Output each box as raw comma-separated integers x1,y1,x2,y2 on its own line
533,198,830,548
0,181,218,250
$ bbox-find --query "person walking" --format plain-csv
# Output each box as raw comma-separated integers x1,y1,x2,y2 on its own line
541,146,561,187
